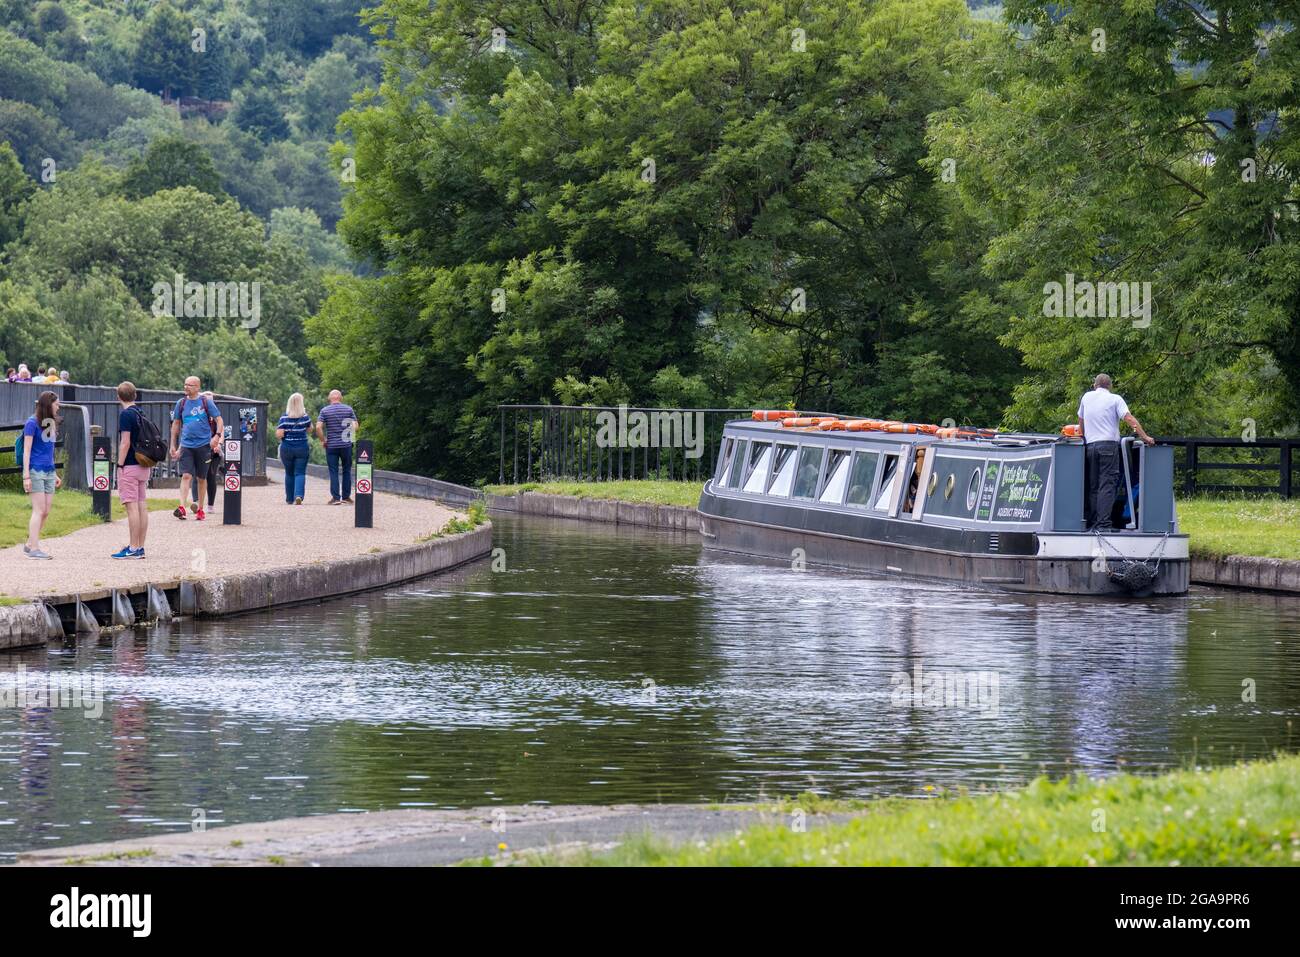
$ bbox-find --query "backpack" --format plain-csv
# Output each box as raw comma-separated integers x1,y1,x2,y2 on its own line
132,410,169,468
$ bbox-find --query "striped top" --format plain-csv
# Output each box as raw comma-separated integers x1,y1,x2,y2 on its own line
277,414,312,447
318,403,356,449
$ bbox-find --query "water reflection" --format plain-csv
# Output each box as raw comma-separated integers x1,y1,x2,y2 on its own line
1,514,1298,857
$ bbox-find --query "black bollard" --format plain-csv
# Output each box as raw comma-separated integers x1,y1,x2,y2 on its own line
92,435,112,521
355,440,373,528
222,439,242,525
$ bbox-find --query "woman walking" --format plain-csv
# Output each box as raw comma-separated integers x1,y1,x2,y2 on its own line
21,391,62,559
276,392,313,504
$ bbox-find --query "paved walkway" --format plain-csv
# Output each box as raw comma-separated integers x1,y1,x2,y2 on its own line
0,482,455,600
14,804,852,867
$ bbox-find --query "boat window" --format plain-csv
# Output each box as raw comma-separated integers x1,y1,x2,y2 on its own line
742,442,773,493
767,444,797,496
873,453,900,511
966,466,982,512
726,439,749,489
791,446,824,500
716,437,735,483
844,451,880,507
818,449,851,503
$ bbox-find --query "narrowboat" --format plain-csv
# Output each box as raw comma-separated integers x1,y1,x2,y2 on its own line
697,412,1189,596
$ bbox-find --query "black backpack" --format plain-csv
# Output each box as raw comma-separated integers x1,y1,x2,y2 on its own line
132,410,169,468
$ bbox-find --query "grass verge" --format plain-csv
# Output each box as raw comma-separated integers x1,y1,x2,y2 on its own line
484,481,702,508
487,754,1300,866
425,499,489,539
1178,497,1300,561
0,490,179,550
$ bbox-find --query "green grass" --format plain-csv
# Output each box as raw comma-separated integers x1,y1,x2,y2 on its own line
63,848,155,865
484,480,703,508
499,754,1300,866
0,490,180,550
426,498,489,539
1179,497,1300,561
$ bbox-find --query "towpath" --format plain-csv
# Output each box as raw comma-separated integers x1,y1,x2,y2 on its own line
0,483,454,600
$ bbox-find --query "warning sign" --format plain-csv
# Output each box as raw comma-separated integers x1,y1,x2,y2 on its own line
356,478,372,495
358,448,370,462
93,474,110,491
225,473,241,492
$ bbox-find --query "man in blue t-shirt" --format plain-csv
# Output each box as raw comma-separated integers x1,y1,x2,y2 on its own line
169,375,224,521
315,389,358,504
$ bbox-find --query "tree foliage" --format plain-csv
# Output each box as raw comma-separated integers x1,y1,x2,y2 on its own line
930,1,1300,434
315,0,1019,481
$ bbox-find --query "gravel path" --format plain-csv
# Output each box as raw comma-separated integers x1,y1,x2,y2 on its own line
0,482,455,599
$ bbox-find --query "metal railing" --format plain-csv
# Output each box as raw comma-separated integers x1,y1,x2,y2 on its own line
1,381,268,481
496,406,1299,498
498,405,751,485
1164,437,1296,498
0,423,64,476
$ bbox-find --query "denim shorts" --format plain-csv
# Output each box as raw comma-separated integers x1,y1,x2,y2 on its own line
28,470,56,494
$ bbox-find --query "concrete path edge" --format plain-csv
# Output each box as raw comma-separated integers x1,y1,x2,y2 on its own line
0,523,492,651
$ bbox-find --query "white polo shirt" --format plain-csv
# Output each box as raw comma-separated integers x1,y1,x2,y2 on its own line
1077,388,1129,443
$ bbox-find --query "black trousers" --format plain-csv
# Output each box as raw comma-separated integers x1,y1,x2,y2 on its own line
1086,441,1121,531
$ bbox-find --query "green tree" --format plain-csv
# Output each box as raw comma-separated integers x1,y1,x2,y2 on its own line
234,87,289,143
930,1,1300,434
0,98,71,176
293,51,360,136
0,277,73,373
317,0,1012,481
270,206,351,271
133,1,198,98
0,140,33,250
121,137,224,199
0,30,66,110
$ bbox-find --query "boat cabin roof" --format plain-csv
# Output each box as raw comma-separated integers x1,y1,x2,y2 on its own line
724,419,1070,451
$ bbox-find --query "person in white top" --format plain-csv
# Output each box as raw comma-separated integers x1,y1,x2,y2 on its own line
1077,373,1155,531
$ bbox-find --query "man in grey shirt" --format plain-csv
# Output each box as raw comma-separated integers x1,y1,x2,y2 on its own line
316,390,359,504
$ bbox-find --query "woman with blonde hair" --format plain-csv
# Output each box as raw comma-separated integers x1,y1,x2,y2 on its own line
275,392,313,504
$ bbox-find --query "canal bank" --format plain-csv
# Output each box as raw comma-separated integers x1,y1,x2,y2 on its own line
486,490,695,532
12,803,812,867
15,752,1300,866
0,484,491,649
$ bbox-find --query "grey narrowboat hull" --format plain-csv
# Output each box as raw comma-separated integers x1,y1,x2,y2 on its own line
697,486,1189,596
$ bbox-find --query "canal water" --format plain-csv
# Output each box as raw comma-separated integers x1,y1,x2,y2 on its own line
3,514,1299,858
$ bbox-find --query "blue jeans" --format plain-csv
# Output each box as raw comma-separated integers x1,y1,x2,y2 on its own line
280,444,309,502
326,445,353,500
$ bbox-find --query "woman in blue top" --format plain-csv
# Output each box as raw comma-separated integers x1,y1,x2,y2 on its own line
21,391,62,559
276,392,314,504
